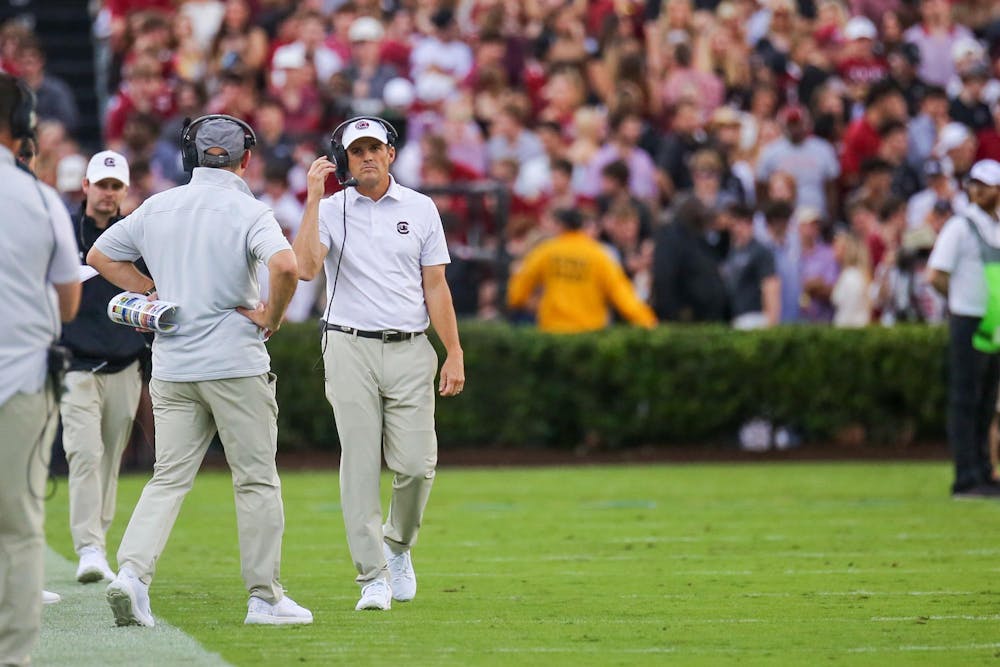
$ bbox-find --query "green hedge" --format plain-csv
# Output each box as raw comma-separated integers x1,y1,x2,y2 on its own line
268,321,949,450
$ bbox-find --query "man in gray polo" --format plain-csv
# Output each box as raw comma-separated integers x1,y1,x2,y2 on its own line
0,72,81,667
88,115,312,626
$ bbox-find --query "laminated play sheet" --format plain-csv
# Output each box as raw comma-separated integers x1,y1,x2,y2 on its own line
107,292,179,333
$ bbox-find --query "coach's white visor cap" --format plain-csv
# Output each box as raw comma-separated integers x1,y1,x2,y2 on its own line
86,150,130,186
341,119,388,149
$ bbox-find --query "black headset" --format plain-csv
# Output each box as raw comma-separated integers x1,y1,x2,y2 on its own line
180,114,257,172
329,116,397,187
11,77,36,140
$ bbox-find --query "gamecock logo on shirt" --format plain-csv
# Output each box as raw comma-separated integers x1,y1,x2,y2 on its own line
397,221,409,234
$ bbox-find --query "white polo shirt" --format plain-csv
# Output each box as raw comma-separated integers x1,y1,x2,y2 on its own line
95,167,291,382
0,145,80,407
318,176,450,331
928,203,1000,317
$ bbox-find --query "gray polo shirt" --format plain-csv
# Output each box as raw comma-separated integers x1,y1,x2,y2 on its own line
94,167,291,382
0,145,80,406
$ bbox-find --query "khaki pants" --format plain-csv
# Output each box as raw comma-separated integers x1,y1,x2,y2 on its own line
116,374,285,603
0,389,58,667
60,361,142,554
323,333,438,585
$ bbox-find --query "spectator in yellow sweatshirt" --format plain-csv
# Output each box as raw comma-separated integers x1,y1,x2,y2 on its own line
507,209,658,333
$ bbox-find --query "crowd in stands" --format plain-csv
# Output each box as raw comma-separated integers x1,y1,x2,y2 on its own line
3,0,1000,330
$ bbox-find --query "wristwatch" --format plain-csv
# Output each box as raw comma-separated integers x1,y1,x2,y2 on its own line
144,286,156,297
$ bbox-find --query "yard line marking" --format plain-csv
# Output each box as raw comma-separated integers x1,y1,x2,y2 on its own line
871,615,1000,622
36,548,231,667
846,643,1000,653
618,590,985,600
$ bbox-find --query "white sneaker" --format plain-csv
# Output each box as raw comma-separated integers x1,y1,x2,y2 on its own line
77,546,115,583
244,595,313,625
106,567,154,627
42,590,61,605
383,542,417,602
355,579,391,611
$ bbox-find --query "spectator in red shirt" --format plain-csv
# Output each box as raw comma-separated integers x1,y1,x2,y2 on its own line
836,16,890,100
976,103,1000,162
841,79,907,187
378,9,415,76
104,55,174,148
267,41,322,141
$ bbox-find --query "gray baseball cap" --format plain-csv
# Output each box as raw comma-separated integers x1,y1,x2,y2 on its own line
194,118,247,167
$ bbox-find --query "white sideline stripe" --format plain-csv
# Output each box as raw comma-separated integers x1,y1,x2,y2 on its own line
36,548,231,667
620,590,980,599
847,643,1000,653
872,615,1000,622
468,643,1000,656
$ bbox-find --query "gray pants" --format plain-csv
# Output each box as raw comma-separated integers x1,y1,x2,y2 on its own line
323,333,438,585
0,389,58,667
60,362,142,554
116,374,285,603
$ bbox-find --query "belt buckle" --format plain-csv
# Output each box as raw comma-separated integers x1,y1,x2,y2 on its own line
382,330,400,342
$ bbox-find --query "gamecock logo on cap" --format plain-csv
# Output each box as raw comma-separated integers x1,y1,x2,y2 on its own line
356,120,370,129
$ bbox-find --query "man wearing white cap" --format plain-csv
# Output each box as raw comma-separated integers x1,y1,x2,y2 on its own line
343,16,397,116
837,17,889,94
935,121,978,181
928,159,1000,498
294,117,465,611
88,115,311,626
59,150,147,586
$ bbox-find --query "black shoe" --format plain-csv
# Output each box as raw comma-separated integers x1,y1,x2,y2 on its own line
952,483,1000,499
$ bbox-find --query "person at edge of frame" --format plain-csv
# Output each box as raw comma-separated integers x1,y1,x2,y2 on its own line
0,72,81,667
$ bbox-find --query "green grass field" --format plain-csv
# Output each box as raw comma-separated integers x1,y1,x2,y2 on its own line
41,462,1000,666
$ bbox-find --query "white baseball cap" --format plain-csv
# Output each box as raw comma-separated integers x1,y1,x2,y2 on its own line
272,43,307,70
56,153,87,193
349,16,384,43
86,150,130,186
383,77,415,109
843,16,877,41
935,122,972,156
340,118,389,149
969,159,1000,187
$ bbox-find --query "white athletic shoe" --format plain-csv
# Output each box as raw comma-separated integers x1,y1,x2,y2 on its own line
42,590,61,605
244,595,313,625
106,567,154,627
76,546,115,583
355,579,392,611
383,542,417,602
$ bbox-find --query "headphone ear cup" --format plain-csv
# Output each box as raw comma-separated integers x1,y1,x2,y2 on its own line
332,143,348,184
11,80,35,140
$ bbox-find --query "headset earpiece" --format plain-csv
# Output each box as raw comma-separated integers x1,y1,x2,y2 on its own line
180,114,257,173
10,78,36,140
329,116,397,187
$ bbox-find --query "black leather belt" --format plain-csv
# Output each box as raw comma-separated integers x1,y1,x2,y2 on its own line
325,323,424,343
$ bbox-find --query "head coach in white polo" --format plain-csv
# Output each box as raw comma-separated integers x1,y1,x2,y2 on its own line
0,72,81,667
87,114,312,627
295,117,465,611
